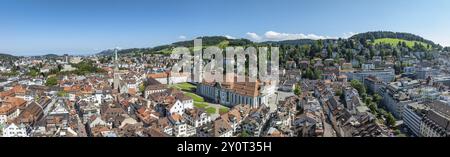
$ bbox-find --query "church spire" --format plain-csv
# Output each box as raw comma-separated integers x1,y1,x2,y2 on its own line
114,48,118,62
113,48,120,92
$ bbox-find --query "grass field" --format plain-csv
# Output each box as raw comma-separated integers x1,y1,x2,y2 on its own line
372,38,431,50
205,107,217,115
194,102,208,108
171,82,228,116
185,92,204,102
219,107,230,115
170,82,196,92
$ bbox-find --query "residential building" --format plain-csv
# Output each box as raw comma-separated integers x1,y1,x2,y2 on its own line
2,123,29,137
351,68,395,84
184,108,211,128
403,102,427,137
419,101,450,137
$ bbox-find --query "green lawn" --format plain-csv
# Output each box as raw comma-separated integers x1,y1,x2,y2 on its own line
372,38,431,50
219,107,230,114
170,83,197,92
205,107,217,115
194,102,208,109
185,92,204,102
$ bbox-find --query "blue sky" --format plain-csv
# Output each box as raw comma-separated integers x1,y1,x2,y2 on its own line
1,0,450,56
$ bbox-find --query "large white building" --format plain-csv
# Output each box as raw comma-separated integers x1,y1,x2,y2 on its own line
2,123,29,137
379,80,425,119
350,68,395,84
403,102,427,137
196,77,275,108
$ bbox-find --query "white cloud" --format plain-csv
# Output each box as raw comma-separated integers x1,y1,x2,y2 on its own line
178,35,187,40
342,32,357,39
264,31,336,41
246,32,262,41
225,35,236,39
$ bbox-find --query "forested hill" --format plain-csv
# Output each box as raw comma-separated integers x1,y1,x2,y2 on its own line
97,36,254,56
0,53,18,61
97,31,443,56
350,31,439,47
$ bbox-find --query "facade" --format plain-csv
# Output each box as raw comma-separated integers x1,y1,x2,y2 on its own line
351,68,395,84
419,101,450,137
416,67,439,80
279,79,297,92
2,123,29,137
184,108,211,128
379,86,411,119
402,102,426,137
168,99,193,116
241,105,270,137
149,89,193,116
0,97,27,124
364,76,384,94
379,81,421,119
148,72,190,85
144,77,167,99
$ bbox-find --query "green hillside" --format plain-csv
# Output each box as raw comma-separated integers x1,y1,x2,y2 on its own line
373,38,432,50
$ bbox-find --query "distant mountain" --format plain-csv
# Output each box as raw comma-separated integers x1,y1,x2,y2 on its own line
41,54,60,58
97,49,116,56
0,53,18,60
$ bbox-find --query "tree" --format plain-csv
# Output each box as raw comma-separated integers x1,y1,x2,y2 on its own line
57,91,68,97
386,113,396,127
335,89,343,97
27,68,39,78
240,131,251,137
304,68,314,79
313,69,322,80
294,85,302,96
139,83,145,93
373,94,382,104
45,77,58,86
368,102,378,114
327,45,333,58
350,80,366,95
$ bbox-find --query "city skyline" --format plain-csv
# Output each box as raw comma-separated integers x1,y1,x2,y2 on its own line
1,0,450,56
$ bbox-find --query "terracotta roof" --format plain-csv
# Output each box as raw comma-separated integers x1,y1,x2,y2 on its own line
146,84,167,91
148,73,168,79
171,113,182,122
201,76,261,97
214,118,232,136
3,96,27,109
